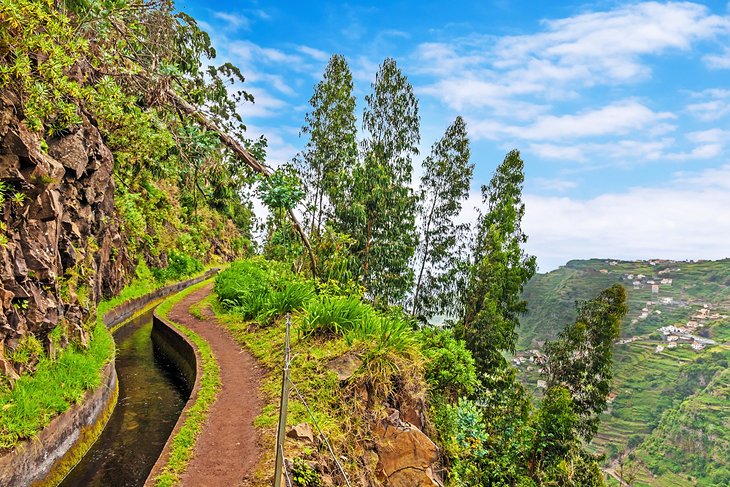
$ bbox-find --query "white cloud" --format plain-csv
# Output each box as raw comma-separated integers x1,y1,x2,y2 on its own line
529,143,586,161
687,89,730,120
212,12,250,31
229,41,303,66
522,164,730,271
418,2,730,112
240,86,287,119
296,46,330,62
534,177,579,192
470,101,675,141
495,2,729,82
703,48,730,68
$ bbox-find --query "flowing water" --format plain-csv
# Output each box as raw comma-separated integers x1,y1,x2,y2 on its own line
60,309,189,487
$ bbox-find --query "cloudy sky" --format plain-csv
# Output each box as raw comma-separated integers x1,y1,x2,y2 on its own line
179,0,730,271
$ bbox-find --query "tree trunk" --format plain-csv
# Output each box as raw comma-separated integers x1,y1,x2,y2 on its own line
167,90,318,276
411,194,438,316
363,216,373,291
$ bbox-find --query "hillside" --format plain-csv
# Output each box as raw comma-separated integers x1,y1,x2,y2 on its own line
516,258,730,485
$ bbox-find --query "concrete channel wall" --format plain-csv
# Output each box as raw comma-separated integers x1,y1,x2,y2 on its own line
145,310,204,485
0,269,218,487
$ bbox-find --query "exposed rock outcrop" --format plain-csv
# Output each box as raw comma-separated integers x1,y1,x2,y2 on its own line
0,93,132,378
373,409,441,487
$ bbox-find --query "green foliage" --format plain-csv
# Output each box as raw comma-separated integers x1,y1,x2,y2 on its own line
299,295,371,337
544,284,628,441
532,386,579,468
412,116,473,318
256,165,305,211
417,327,477,399
335,58,419,306
215,259,313,323
152,249,203,283
290,458,322,487
299,54,357,237
0,321,114,450
458,149,537,372
436,398,490,486
211,258,426,484
8,334,45,366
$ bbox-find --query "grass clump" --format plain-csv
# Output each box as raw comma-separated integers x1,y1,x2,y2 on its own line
152,250,204,283
215,258,315,324
153,279,221,487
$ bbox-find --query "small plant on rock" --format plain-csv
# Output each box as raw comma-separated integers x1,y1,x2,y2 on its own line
290,458,321,487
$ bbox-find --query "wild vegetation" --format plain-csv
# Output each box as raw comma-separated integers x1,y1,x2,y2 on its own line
0,0,693,485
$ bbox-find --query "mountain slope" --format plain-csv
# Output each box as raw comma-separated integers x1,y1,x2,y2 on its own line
516,258,730,485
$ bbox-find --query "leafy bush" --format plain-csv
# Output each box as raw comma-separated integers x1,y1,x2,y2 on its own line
215,259,313,323
152,250,203,283
418,327,478,399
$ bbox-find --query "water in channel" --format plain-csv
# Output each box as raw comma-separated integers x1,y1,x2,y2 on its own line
60,309,190,487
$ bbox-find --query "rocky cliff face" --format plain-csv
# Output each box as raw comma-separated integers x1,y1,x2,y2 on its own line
0,93,132,378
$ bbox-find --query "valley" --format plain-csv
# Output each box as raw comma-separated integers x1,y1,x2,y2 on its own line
516,258,730,486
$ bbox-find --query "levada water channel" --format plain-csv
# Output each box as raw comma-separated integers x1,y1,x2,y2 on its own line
60,308,190,486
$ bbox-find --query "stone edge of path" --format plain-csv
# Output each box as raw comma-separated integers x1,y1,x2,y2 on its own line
0,269,219,487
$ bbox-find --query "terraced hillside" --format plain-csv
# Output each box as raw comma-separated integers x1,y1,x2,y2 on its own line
515,258,730,486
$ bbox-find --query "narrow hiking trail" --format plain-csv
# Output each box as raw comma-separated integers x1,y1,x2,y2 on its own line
167,284,264,486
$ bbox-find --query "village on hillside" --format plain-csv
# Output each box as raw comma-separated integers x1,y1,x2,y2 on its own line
514,259,728,390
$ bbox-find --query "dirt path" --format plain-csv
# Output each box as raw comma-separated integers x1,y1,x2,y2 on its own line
168,284,263,487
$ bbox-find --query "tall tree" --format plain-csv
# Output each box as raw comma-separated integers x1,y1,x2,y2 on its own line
299,54,357,237
344,58,419,305
411,116,473,318
542,284,628,441
458,149,537,372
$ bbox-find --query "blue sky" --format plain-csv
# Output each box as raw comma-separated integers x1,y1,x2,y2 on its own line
178,0,730,271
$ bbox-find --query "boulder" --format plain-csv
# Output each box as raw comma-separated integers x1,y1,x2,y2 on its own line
373,410,441,487
327,352,362,381
286,422,315,443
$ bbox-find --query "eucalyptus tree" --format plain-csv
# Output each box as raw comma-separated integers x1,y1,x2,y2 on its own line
458,150,537,372
299,54,357,237
542,284,628,441
348,58,420,305
411,116,473,319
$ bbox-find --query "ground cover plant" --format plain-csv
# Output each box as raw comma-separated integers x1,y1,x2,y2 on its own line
212,259,430,483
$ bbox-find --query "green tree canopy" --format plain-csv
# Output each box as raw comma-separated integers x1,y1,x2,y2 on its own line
412,116,473,319
458,149,537,372
299,54,357,237
543,284,628,441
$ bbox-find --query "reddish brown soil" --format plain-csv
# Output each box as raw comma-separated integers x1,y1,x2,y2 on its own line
168,284,264,487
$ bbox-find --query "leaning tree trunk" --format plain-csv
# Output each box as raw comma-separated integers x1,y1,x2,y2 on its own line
167,90,318,276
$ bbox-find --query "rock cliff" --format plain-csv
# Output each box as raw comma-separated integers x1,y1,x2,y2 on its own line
0,92,132,378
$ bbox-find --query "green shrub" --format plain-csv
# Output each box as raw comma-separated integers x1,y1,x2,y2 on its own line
418,327,478,399
290,458,321,487
215,259,312,324
152,249,203,283
258,281,315,323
